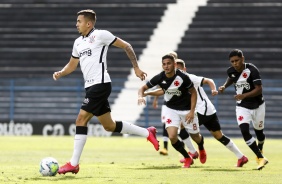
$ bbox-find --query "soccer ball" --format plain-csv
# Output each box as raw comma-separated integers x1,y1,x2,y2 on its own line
39,157,59,176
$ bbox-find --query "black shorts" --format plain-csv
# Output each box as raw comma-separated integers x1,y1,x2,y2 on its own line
197,112,221,132
81,83,111,116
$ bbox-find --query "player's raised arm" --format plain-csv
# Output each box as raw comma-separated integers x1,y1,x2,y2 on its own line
53,57,79,81
112,38,147,81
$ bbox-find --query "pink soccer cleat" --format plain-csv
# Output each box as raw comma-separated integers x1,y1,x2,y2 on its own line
58,162,79,175
182,157,194,168
199,149,207,164
237,155,248,167
180,151,199,163
147,126,159,151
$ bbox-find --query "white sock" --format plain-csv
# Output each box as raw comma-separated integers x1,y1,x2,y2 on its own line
225,140,244,159
120,121,149,137
182,137,197,154
70,134,87,166
163,136,169,142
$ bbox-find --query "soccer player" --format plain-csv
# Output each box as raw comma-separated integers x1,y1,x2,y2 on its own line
218,49,268,170
53,9,159,174
153,52,198,159
175,59,248,167
138,54,206,168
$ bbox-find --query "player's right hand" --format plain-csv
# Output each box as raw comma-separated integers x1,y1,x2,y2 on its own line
53,71,62,81
138,97,146,106
218,86,225,93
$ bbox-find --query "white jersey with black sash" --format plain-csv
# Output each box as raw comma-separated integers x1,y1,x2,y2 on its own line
72,28,117,88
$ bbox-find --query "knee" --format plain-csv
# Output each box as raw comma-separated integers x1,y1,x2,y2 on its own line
169,135,178,144
76,115,89,126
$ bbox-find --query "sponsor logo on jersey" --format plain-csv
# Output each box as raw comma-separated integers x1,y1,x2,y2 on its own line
165,90,182,96
235,83,250,90
79,49,92,57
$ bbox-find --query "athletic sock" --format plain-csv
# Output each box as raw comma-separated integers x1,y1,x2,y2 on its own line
246,137,263,158
114,121,149,137
218,135,243,158
70,126,88,166
172,140,190,158
179,128,196,153
164,140,168,150
197,135,205,150
258,140,264,151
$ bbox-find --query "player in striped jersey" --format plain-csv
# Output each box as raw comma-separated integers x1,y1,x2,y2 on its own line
219,49,268,170
53,9,159,174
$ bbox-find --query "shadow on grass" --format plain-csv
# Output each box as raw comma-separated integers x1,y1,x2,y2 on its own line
201,168,247,172
29,175,93,181
128,165,182,170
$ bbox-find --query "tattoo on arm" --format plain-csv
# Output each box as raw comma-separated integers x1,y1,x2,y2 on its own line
125,45,138,68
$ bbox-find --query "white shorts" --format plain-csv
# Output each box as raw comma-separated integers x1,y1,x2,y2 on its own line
162,105,200,134
236,102,265,130
161,105,166,123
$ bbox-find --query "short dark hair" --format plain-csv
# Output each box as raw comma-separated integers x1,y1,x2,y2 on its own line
162,54,175,62
77,9,97,23
229,49,244,58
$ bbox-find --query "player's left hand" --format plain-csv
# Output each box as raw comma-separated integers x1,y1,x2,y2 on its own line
134,68,147,81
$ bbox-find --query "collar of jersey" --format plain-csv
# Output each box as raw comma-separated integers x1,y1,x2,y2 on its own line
83,28,95,38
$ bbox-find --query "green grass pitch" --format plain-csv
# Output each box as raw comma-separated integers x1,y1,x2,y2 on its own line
0,136,281,184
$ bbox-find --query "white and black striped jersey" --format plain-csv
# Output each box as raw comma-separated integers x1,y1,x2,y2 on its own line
146,69,194,110
227,63,264,109
72,28,117,88
188,74,216,116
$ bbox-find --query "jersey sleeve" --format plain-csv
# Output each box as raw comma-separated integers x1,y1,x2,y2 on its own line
188,74,203,88
99,30,116,46
250,64,262,85
146,73,162,88
71,40,79,58
183,74,194,89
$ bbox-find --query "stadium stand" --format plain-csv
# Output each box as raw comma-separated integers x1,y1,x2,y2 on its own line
0,0,176,123
177,0,282,79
